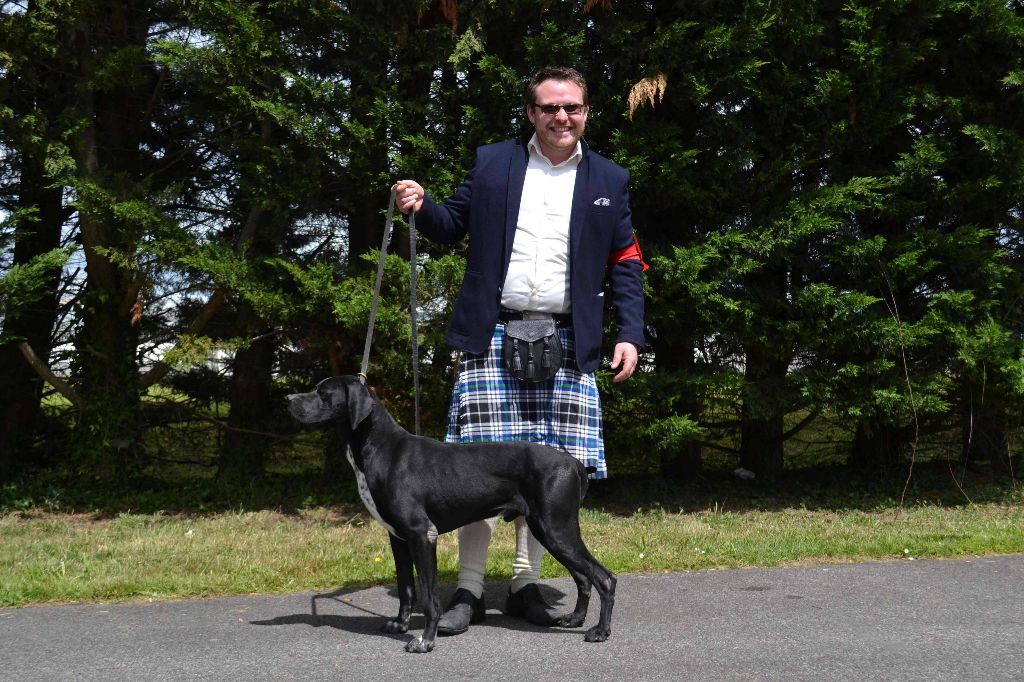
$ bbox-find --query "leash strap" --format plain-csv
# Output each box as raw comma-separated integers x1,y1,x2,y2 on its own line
360,189,395,381
409,209,421,436
359,186,421,435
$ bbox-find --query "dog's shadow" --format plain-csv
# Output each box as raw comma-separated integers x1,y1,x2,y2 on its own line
250,582,576,641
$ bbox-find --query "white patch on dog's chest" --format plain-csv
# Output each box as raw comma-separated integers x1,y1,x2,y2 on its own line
347,447,396,536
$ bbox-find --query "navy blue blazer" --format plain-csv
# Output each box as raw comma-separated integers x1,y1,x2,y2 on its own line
417,136,646,374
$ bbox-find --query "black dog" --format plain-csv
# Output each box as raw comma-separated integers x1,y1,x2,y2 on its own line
287,375,616,653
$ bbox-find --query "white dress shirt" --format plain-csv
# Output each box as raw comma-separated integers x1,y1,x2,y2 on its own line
500,134,582,313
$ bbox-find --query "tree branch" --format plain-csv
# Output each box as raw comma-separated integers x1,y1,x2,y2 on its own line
779,407,822,442
17,342,87,411
138,287,229,389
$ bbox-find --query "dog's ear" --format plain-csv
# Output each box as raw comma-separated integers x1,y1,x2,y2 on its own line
345,379,374,431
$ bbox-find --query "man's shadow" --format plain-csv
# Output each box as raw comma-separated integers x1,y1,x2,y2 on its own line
250,581,575,642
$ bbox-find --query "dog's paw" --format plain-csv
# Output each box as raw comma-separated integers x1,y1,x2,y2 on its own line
583,625,610,642
382,618,409,634
552,612,585,629
404,636,435,653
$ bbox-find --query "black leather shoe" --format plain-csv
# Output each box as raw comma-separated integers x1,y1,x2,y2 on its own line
504,583,555,626
437,588,486,636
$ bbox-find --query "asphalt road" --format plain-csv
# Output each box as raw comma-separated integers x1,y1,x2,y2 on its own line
2,555,1022,681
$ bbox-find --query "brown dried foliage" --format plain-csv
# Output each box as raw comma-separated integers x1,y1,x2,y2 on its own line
627,73,667,120
440,0,458,37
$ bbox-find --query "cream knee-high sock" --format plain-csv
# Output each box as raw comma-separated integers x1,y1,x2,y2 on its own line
456,517,499,599
509,517,544,594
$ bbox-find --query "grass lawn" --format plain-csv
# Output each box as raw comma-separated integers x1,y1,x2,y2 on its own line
2,466,1021,608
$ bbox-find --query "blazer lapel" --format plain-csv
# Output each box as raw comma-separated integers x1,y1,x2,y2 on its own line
569,141,591,261
503,138,529,277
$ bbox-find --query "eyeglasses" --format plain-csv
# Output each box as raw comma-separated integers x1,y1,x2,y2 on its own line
532,103,587,116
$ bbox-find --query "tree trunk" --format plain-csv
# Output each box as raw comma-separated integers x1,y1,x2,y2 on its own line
0,0,77,477
738,263,793,479
69,1,152,473
217,102,280,482
345,6,391,271
348,192,388,270
0,160,65,477
219,327,276,482
652,329,702,481
738,340,789,478
848,419,908,474
960,386,1013,479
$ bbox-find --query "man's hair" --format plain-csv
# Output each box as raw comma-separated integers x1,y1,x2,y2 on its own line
525,66,589,106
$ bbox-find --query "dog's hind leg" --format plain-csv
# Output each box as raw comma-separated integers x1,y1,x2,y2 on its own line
382,535,415,634
403,530,441,653
576,546,616,642
526,513,616,642
525,515,590,626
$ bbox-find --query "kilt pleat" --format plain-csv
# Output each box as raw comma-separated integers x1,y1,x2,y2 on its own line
445,324,607,478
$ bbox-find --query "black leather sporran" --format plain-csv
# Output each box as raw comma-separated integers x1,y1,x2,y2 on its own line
502,319,562,382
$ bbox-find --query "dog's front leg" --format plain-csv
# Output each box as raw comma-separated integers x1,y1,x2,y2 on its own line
383,535,415,634
404,533,440,653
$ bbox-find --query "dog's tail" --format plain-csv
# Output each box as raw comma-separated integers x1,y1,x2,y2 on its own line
579,465,597,500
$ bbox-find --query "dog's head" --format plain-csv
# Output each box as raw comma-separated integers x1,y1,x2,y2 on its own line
286,375,374,432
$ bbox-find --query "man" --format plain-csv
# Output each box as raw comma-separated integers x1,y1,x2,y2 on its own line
394,66,646,635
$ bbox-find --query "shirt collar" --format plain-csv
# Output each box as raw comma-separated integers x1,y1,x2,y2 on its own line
527,133,583,168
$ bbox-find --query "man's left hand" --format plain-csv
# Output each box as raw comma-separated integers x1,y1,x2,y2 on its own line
610,342,638,382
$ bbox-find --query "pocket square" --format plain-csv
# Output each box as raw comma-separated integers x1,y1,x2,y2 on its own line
593,197,611,206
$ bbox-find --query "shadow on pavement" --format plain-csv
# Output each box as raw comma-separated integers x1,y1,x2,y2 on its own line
249,581,584,642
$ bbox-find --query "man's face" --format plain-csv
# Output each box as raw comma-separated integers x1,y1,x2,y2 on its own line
527,79,589,162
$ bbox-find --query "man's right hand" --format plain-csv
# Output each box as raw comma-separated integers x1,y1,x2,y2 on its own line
393,180,424,214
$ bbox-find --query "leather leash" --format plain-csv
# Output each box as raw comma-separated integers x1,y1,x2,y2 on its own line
359,186,421,435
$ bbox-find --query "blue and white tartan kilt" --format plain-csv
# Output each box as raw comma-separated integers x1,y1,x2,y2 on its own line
445,324,607,479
